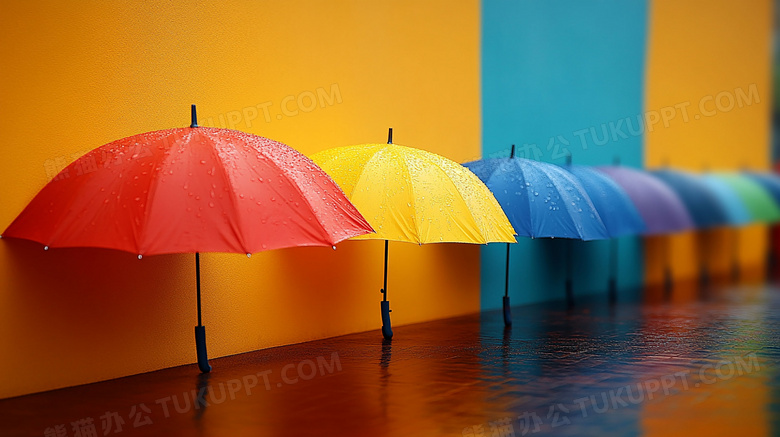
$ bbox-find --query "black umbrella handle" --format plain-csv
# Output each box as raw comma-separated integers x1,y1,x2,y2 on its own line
380,240,393,339
195,326,212,373
503,243,512,326
503,296,512,326
194,252,211,373
381,300,393,339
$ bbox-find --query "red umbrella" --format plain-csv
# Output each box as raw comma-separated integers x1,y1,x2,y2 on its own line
3,105,373,372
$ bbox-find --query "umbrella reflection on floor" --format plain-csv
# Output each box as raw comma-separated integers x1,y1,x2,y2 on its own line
3,286,780,436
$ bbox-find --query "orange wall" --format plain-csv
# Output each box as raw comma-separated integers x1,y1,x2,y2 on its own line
0,0,481,398
644,0,772,285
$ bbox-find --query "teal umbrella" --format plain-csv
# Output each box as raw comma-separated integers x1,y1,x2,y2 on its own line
702,173,780,282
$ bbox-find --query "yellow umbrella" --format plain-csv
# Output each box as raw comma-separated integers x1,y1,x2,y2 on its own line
311,129,515,338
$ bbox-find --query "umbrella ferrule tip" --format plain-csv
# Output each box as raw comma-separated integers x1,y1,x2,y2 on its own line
246,253,251,258
44,245,49,251
137,254,143,260
190,105,199,128
332,245,337,250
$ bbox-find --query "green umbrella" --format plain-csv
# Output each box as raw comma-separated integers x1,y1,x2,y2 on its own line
711,173,780,223
705,172,780,283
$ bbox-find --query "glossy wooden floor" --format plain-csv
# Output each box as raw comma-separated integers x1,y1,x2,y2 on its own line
2,284,779,436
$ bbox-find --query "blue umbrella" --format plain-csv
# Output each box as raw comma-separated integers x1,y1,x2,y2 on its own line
563,164,646,303
464,147,608,325
652,169,731,229
564,165,646,237
652,169,731,291
464,156,609,240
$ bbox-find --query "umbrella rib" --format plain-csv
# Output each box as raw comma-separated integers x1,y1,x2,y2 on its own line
137,130,184,254
557,167,607,240
259,148,335,246
206,134,252,253
468,164,516,242
396,148,424,244
324,145,380,200
484,159,541,240
518,161,541,240
481,160,527,238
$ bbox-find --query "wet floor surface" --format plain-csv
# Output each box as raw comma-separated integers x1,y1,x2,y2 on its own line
3,285,780,437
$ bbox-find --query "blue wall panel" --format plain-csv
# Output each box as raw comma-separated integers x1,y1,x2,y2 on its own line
481,0,648,309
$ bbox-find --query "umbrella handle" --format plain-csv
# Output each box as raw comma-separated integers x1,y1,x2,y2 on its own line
380,298,393,339
195,325,212,373
608,277,617,304
502,296,512,326
664,266,673,299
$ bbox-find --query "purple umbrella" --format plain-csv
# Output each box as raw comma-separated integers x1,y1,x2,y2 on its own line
596,166,694,296
596,166,694,234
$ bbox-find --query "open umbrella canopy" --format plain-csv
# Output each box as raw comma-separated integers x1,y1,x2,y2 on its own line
707,173,780,224
563,165,645,238
699,175,752,225
596,166,693,235
3,107,375,373
463,157,609,241
4,125,373,255
310,143,515,244
311,135,514,339
744,172,780,205
652,169,731,229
